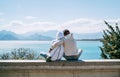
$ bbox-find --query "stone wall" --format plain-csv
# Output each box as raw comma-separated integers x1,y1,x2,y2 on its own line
0,60,120,77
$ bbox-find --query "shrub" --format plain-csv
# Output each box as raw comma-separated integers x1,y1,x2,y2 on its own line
0,48,44,60
100,21,120,59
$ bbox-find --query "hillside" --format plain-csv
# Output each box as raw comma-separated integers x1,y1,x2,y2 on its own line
0,30,53,40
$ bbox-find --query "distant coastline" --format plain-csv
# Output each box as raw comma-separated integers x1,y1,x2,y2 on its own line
0,39,102,41
76,39,101,41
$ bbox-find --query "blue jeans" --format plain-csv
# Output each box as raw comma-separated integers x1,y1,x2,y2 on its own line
64,49,83,61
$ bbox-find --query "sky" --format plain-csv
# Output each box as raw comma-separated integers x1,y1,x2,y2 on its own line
0,0,120,34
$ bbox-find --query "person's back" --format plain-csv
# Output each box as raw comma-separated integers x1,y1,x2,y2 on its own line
40,31,64,62
64,34,78,56
50,37,64,61
63,29,82,60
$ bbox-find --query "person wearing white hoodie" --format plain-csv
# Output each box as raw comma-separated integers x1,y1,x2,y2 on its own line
40,31,65,62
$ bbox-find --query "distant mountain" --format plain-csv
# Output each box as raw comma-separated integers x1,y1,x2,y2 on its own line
22,33,53,40
74,32,103,39
25,30,57,38
31,30,103,39
0,30,103,40
34,31,103,39
0,30,18,40
0,30,53,40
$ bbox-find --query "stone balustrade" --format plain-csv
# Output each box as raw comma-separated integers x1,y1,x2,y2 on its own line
0,60,120,77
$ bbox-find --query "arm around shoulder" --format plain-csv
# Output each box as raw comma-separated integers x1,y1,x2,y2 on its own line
51,39,64,49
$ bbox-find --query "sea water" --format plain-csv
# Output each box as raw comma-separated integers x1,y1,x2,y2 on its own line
0,41,102,60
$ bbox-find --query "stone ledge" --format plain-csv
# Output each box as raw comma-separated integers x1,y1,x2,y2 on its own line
0,60,120,77
0,60,120,70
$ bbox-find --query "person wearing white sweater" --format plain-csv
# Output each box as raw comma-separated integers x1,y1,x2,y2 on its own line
63,29,83,60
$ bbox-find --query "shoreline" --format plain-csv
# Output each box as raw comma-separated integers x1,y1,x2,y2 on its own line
0,39,101,41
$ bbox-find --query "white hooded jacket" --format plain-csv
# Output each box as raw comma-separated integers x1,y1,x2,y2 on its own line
50,32,65,61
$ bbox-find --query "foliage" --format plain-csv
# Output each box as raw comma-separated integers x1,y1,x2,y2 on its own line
0,48,44,60
100,21,120,59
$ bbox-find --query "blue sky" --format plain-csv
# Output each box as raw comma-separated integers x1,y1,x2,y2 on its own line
0,0,120,34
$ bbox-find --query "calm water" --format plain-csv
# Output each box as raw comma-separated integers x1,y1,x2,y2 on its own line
0,41,102,60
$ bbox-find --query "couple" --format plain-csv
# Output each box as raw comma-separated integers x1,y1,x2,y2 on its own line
40,29,83,62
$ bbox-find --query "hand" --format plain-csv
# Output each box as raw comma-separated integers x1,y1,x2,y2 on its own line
49,48,52,53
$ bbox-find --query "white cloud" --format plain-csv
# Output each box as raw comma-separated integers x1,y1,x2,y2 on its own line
1,18,120,34
2,20,58,34
60,18,120,34
25,16,38,19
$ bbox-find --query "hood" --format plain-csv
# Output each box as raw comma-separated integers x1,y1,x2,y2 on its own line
56,31,64,40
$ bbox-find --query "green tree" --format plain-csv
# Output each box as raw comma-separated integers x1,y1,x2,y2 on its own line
100,21,120,59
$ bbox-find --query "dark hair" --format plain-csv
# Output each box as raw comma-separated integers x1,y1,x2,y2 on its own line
63,29,70,36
